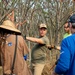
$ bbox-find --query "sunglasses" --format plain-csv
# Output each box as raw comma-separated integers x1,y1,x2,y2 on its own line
64,26,69,28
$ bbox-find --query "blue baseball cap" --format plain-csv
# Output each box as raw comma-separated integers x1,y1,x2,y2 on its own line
68,14,75,23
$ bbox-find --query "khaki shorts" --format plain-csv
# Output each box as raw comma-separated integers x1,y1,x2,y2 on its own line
31,63,45,75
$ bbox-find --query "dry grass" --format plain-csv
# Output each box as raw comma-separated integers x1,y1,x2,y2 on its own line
42,60,56,75
42,50,60,75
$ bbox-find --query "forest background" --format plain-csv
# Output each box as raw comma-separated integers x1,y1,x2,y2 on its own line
0,0,75,75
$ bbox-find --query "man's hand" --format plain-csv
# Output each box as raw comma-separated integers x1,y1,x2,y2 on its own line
47,45,55,50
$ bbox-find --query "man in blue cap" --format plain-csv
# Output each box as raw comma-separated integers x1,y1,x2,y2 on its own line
52,14,75,75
